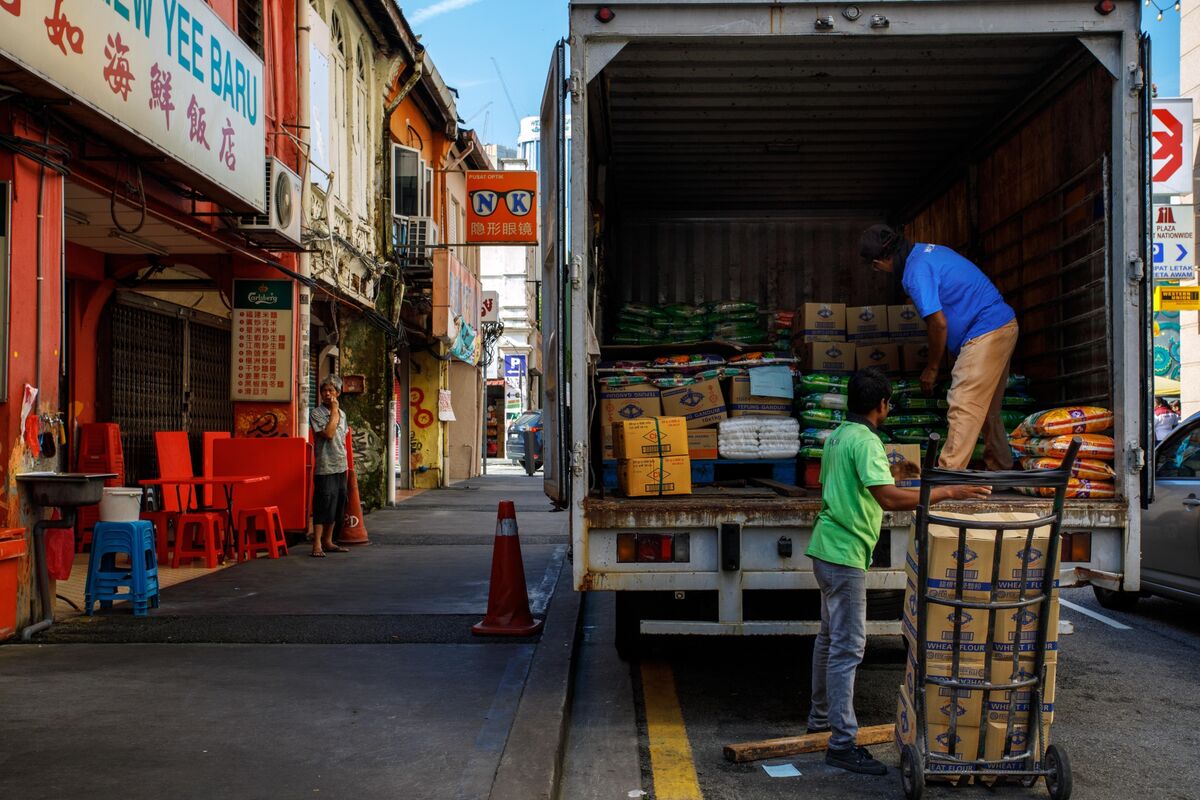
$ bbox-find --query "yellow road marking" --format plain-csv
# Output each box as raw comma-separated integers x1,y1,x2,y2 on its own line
641,660,703,800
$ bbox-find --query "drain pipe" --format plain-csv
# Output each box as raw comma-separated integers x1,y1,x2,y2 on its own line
296,0,312,437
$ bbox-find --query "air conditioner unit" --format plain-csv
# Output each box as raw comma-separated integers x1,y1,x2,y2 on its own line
237,157,303,250
408,216,439,251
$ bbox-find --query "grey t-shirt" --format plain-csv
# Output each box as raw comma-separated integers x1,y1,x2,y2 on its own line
310,405,348,475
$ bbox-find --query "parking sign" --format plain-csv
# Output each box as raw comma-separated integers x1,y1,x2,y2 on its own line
504,355,527,377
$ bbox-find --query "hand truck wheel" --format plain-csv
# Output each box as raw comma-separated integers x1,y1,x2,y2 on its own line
900,744,925,800
1045,744,1073,800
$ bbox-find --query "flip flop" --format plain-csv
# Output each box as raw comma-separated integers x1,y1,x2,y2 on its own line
325,545,350,553
309,551,327,558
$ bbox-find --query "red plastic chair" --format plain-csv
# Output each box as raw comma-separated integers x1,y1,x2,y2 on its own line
75,423,126,553
172,513,226,569
147,431,222,566
237,506,288,561
202,431,231,509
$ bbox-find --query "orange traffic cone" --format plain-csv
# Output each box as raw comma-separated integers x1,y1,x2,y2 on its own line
472,501,544,636
337,466,370,545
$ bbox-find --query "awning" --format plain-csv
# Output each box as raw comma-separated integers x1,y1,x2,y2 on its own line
1155,377,1181,397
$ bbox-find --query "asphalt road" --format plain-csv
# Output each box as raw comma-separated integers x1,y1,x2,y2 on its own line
565,586,1200,800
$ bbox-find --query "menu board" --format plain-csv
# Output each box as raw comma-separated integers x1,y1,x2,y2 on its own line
232,279,294,401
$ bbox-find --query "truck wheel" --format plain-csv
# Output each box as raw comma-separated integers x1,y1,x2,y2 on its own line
1092,585,1140,611
867,589,905,620
615,592,643,661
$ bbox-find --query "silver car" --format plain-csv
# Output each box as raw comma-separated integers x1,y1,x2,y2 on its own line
1096,412,1200,609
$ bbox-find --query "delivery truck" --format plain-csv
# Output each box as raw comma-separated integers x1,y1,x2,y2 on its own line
539,0,1153,651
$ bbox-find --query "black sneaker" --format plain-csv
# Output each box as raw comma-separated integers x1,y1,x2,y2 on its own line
825,745,888,776
806,725,831,735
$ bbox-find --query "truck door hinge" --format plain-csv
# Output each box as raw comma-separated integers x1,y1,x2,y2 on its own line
1128,252,1144,283
570,254,583,290
570,441,585,477
1128,63,1145,97
1128,445,1145,474
568,71,582,104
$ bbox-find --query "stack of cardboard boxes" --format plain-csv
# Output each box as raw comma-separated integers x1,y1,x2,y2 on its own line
612,417,693,497
898,512,1059,773
796,302,931,374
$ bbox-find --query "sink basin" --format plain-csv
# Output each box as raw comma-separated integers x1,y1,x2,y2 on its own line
16,472,118,507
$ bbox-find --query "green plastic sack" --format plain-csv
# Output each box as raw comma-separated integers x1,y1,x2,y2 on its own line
883,413,942,428
894,396,949,410
802,393,848,411
801,408,847,428
798,373,850,395
800,446,826,459
889,428,934,443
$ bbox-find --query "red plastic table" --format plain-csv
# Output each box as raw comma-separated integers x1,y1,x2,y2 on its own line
139,475,269,558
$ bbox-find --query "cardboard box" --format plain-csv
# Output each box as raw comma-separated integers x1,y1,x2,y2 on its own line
992,598,1060,663
902,341,932,374
906,652,988,729
904,577,990,662
687,428,719,461
660,377,728,429
612,417,689,460
885,444,922,487
846,305,890,343
897,688,982,765
801,302,847,342
905,518,998,602
599,385,662,460
856,343,901,373
889,304,927,339
802,341,854,373
617,455,692,497
982,719,1046,764
727,375,792,417
987,660,1057,722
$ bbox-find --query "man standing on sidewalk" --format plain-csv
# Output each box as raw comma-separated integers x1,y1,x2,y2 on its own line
310,375,350,557
806,368,988,775
860,224,1018,469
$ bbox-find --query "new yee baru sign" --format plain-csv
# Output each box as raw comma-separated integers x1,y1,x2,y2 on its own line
1152,98,1194,197
0,0,266,212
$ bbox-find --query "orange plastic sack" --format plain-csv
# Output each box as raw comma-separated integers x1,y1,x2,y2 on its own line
1009,434,1115,461
1021,457,1116,482
1016,479,1115,499
1014,407,1113,438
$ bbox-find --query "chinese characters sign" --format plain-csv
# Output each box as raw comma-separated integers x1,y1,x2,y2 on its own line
232,280,294,402
0,0,265,211
466,170,538,245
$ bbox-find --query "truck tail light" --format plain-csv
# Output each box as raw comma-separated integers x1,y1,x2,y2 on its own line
617,533,690,563
595,6,615,23
1061,532,1092,563
1093,0,1115,14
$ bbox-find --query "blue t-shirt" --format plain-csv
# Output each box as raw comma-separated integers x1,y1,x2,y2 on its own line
901,243,1015,355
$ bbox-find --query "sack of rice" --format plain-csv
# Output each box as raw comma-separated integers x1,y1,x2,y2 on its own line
1016,479,1115,499
802,408,847,429
1009,434,1115,461
1013,407,1113,439
1021,457,1116,482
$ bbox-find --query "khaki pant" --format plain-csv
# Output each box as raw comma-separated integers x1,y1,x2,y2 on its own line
939,319,1019,471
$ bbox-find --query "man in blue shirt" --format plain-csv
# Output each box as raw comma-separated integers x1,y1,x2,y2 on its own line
859,224,1019,469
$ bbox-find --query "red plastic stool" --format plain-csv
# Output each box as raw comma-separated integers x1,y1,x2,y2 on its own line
140,510,175,566
172,512,226,569
237,506,288,561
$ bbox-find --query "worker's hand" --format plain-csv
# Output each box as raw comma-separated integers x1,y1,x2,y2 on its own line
329,398,339,413
947,484,991,501
920,366,939,396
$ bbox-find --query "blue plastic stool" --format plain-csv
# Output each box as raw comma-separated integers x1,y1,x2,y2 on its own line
84,520,160,617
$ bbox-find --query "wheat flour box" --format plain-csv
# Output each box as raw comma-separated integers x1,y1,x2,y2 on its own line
660,377,728,428
889,304,927,339
802,341,855,373
727,374,792,417
599,385,662,459
800,302,847,342
846,305,890,344
856,343,901,373
905,651,987,729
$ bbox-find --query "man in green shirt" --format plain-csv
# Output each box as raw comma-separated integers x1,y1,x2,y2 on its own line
806,367,989,775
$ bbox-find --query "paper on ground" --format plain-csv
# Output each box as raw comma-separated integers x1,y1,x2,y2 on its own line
763,762,802,778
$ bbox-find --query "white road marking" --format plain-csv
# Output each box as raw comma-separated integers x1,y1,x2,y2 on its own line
1059,598,1133,630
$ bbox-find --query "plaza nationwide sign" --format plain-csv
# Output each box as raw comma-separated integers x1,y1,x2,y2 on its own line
1153,204,1196,281
466,170,538,245
232,279,294,402
0,0,266,212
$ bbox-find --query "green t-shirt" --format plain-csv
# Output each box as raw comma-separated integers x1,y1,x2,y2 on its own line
806,421,895,572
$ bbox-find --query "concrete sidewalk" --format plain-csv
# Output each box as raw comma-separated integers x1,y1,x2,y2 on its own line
0,467,577,800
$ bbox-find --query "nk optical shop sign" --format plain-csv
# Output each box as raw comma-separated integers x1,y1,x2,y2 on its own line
1153,204,1195,281
466,171,538,245
0,0,266,211
232,280,294,402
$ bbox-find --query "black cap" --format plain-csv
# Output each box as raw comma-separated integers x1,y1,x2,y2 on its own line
859,224,899,264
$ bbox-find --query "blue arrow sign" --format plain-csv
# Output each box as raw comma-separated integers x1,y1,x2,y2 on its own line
1178,244,1190,262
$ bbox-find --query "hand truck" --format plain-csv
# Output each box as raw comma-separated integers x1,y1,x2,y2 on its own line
900,435,1082,800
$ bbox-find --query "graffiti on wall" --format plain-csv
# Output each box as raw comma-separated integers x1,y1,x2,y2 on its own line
351,423,382,476
1154,310,1182,382
235,407,290,438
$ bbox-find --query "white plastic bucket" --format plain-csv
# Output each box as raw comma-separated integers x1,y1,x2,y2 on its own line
99,488,142,522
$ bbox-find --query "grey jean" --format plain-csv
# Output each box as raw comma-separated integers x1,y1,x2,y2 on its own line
807,557,868,750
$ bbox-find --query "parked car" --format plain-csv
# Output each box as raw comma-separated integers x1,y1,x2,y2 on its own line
507,410,543,471
1096,412,1200,609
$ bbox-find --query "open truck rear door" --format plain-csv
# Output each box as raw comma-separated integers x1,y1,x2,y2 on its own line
1141,32,1155,509
540,39,569,508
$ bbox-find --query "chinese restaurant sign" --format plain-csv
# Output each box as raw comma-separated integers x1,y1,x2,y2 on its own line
0,0,266,211
232,279,294,402
466,170,538,244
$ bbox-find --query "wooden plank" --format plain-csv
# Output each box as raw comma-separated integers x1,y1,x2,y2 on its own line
749,478,808,497
723,723,894,764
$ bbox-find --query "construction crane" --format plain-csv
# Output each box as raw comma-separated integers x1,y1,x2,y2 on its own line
490,56,522,130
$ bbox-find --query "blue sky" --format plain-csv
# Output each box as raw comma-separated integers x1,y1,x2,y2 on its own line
1144,5,1181,97
404,1,1185,146
403,0,568,147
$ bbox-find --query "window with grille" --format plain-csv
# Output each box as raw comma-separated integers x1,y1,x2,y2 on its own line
238,0,264,58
